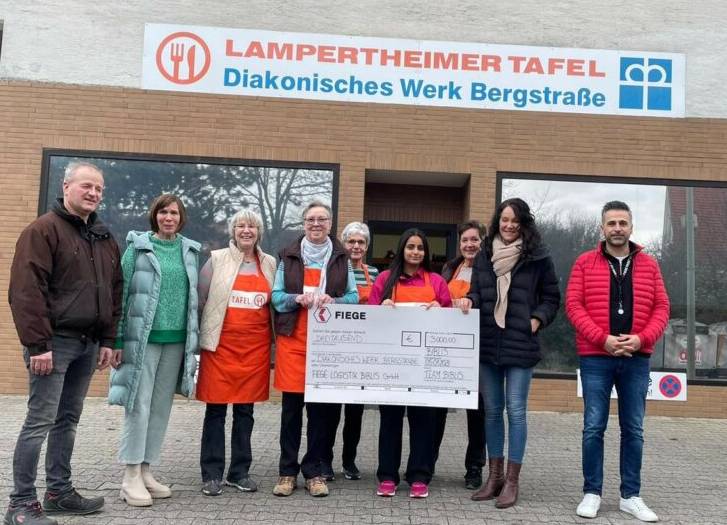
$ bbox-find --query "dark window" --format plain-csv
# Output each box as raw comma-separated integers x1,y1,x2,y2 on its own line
41,151,338,261
499,173,727,381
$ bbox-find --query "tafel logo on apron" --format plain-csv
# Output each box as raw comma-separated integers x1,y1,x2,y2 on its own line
228,290,267,309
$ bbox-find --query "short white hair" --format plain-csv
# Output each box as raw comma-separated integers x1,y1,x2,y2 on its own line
227,209,264,245
341,222,371,245
301,200,332,220
64,161,103,182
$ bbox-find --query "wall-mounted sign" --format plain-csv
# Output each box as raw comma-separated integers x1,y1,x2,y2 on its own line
143,24,685,118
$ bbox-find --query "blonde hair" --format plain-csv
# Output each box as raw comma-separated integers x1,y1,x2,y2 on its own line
228,209,265,246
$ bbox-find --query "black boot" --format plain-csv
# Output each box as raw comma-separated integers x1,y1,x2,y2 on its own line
464,465,483,490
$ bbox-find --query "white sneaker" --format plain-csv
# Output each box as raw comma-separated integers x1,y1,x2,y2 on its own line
576,493,601,518
620,496,659,522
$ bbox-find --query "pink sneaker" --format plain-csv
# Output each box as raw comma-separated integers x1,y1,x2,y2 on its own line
409,481,429,498
376,480,397,497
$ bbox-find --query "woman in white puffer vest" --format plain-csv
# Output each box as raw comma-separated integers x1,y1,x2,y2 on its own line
196,209,276,496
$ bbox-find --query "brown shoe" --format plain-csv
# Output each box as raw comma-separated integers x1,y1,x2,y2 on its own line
272,476,297,497
471,457,505,501
495,461,521,509
305,476,329,497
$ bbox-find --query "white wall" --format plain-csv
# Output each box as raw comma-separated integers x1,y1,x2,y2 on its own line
0,0,724,117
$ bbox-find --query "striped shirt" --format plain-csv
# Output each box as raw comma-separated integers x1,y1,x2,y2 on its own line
354,264,379,287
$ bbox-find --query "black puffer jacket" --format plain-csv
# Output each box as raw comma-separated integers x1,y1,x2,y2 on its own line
467,242,560,367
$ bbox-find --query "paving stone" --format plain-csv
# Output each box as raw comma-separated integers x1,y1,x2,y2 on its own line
0,396,724,524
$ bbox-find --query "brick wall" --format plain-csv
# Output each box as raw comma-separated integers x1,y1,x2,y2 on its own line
529,379,727,419
2,80,727,416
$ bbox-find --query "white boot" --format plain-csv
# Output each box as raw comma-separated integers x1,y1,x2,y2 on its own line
120,464,153,506
141,463,172,499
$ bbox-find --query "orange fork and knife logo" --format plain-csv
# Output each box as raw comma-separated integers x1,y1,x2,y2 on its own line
155,31,211,84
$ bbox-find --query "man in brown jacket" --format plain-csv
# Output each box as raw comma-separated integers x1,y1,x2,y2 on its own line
5,162,123,525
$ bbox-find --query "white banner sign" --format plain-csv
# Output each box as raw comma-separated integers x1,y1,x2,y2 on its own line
142,23,685,118
576,369,687,401
305,304,480,409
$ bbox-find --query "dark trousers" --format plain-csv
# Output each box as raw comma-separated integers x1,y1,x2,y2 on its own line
376,405,437,485
11,335,98,505
433,394,486,470
200,403,254,482
278,392,341,479
322,404,364,467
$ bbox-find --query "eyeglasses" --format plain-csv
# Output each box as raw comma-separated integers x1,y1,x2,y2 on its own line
346,239,367,246
304,217,330,225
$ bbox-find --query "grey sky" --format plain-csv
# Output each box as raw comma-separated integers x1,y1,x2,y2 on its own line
502,178,667,245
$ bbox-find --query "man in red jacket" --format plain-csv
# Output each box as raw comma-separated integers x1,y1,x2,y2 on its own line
566,201,669,523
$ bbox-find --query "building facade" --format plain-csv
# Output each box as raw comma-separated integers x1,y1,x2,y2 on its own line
2,1,727,416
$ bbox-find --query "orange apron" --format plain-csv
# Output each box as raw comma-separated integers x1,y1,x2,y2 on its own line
273,267,321,393
447,262,471,300
392,271,436,305
356,265,374,304
196,265,271,403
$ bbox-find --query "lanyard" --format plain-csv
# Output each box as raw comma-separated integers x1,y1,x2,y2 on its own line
606,256,631,315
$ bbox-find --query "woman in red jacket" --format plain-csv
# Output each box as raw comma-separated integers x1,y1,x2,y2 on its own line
368,228,452,499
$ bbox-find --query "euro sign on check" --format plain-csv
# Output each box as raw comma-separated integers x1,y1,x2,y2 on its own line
305,304,480,408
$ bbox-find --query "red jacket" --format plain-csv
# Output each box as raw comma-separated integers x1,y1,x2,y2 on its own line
565,243,669,357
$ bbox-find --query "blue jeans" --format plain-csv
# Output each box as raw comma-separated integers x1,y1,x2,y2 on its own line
10,335,99,505
580,355,650,498
479,363,533,464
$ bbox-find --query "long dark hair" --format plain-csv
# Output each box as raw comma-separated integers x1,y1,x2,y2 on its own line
485,198,541,256
379,228,431,302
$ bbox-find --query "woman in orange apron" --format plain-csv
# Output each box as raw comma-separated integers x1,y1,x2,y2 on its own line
367,228,452,499
434,221,488,490
270,201,359,498
319,222,381,482
196,209,277,496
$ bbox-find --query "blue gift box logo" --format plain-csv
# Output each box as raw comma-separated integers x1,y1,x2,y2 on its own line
619,57,672,111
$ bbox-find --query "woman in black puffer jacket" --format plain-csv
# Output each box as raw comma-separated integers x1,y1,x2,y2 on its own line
465,198,560,509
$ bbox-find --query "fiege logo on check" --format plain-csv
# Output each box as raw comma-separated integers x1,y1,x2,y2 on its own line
335,310,367,320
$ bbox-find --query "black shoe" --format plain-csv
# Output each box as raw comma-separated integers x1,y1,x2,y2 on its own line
321,463,335,482
342,463,361,480
4,502,58,525
225,477,258,492
464,466,483,490
201,479,223,496
42,489,103,515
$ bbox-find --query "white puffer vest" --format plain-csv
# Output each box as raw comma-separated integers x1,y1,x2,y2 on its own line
199,241,276,351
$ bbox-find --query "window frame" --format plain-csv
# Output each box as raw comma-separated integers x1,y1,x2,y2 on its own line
39,148,341,234
497,171,727,386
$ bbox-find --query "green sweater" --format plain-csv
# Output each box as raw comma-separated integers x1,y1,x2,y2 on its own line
119,235,189,344
148,236,189,343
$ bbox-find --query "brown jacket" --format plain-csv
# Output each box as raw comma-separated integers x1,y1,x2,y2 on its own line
8,200,123,355
273,235,350,336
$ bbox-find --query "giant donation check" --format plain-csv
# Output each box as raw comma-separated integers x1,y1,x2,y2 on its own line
305,304,480,409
